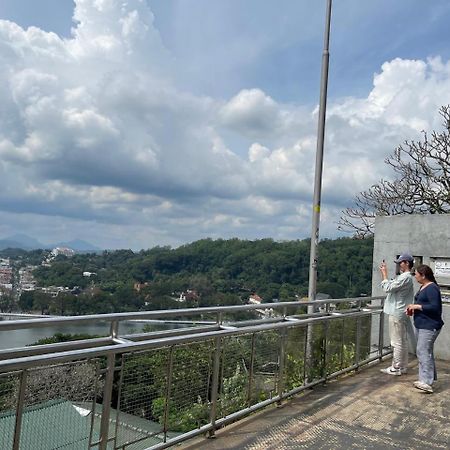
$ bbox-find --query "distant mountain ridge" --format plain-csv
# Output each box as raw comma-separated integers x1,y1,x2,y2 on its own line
0,234,101,252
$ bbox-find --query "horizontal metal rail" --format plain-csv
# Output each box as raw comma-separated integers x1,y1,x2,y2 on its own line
0,297,383,331
0,308,379,373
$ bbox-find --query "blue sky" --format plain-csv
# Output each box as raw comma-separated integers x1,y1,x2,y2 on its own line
1,0,450,250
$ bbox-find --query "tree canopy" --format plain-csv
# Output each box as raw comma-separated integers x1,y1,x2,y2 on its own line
15,237,375,315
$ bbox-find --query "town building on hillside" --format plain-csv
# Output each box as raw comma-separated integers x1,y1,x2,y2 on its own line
0,266,13,286
248,294,263,305
133,282,150,292
177,289,200,303
18,266,37,291
51,247,75,258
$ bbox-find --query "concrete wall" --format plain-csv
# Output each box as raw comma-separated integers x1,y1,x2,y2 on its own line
372,214,450,360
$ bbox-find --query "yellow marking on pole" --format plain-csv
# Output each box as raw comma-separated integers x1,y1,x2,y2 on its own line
314,205,320,213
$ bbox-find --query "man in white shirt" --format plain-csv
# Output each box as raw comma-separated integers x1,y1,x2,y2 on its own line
379,253,414,375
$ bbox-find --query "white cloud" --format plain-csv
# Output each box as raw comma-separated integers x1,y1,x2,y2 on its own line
1,1,450,249
220,89,281,137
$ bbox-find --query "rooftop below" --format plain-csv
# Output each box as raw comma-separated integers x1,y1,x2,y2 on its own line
182,358,450,449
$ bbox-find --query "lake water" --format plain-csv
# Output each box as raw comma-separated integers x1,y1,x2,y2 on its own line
0,320,182,350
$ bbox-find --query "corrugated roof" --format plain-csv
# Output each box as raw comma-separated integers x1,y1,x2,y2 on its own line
0,399,95,449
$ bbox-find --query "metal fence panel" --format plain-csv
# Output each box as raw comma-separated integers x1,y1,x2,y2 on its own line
250,330,280,406
17,360,99,450
284,326,308,391
165,341,214,434
115,349,170,449
217,334,252,419
0,372,20,449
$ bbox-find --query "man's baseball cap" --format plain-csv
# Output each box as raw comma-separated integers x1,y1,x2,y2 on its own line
394,253,414,264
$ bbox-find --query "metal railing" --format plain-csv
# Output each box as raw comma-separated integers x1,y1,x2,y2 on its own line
0,297,389,450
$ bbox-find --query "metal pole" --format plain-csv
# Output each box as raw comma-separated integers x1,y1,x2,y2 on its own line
110,320,119,339
355,317,362,370
13,370,28,450
308,0,333,306
99,354,116,450
276,328,287,406
306,0,333,380
247,334,257,406
208,336,222,437
378,311,385,360
163,347,175,442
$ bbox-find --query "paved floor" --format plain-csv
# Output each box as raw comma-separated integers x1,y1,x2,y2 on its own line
180,359,450,449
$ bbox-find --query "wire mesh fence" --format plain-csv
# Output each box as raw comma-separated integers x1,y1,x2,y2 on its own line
3,359,101,450
115,341,215,449
0,302,387,450
250,330,280,406
284,326,308,391
0,371,20,449
166,341,214,434
218,333,253,418
115,348,170,449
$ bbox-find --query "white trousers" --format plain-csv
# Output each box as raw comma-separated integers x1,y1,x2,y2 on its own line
389,315,408,369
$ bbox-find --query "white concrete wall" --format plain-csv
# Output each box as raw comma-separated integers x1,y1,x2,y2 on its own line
372,214,450,360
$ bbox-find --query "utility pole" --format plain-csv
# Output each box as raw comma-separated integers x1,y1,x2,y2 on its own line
308,0,332,308
305,0,332,380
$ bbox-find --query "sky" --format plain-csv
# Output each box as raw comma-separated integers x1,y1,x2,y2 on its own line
1,0,450,250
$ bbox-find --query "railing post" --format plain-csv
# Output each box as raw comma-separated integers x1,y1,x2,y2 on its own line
277,328,287,406
208,336,222,438
322,320,329,381
99,353,116,450
378,311,385,360
303,326,308,385
163,346,175,442
113,355,125,449
110,320,119,339
13,369,28,450
355,316,362,369
247,334,257,406
89,360,101,448
340,319,345,369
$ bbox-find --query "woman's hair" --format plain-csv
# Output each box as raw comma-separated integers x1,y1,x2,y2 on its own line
415,264,437,284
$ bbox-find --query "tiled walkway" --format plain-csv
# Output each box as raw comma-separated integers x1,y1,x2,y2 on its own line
181,359,450,449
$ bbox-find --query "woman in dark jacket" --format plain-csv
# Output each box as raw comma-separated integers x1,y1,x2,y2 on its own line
406,264,444,393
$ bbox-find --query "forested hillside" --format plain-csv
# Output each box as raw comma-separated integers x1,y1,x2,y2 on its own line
19,237,373,314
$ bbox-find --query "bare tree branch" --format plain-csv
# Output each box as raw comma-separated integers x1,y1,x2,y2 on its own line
338,105,450,237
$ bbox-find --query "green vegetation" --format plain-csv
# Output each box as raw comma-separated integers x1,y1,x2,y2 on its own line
9,237,374,314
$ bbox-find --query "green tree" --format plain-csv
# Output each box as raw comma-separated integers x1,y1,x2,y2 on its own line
0,288,14,313
19,290,35,311
33,291,52,314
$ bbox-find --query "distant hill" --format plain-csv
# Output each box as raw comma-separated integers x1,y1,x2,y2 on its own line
0,234,45,250
0,234,101,252
0,238,34,251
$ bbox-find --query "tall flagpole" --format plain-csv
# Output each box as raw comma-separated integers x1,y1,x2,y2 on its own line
305,0,332,379
308,0,332,307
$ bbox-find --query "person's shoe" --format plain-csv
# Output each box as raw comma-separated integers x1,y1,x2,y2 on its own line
413,381,433,393
380,366,401,376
